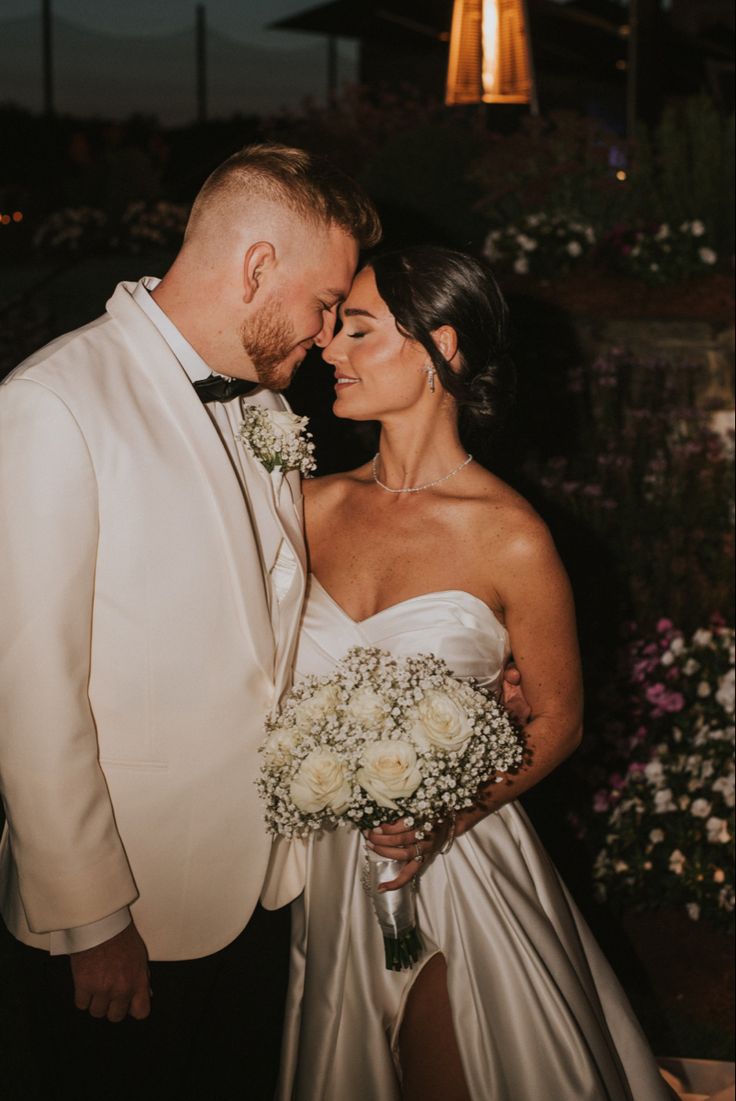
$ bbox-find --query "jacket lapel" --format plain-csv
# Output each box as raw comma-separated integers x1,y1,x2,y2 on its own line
106,282,275,684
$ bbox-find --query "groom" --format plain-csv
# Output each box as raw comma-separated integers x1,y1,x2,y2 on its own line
0,143,380,1099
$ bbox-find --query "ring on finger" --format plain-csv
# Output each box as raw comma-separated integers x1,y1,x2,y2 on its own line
414,842,424,864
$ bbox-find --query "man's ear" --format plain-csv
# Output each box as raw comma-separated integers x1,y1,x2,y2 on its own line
243,241,276,303
431,325,459,366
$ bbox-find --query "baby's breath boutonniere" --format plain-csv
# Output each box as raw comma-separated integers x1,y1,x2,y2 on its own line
236,406,316,476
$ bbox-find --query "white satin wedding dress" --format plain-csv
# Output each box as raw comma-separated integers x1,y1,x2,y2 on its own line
276,576,670,1101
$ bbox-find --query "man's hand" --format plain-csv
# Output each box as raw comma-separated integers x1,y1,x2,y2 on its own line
502,661,531,726
70,921,151,1023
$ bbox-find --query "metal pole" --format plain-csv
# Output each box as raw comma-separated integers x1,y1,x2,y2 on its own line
327,35,338,103
42,0,54,117
626,0,638,141
196,4,207,123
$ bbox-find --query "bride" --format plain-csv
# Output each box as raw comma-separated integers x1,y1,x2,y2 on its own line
271,246,672,1101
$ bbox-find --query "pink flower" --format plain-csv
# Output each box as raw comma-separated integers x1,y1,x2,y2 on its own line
609,772,626,791
593,790,610,812
645,683,685,715
657,618,674,633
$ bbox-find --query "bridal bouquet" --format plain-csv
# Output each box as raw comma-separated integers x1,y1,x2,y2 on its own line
258,645,524,969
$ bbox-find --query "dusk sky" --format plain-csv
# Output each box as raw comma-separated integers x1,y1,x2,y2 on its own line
0,1,361,120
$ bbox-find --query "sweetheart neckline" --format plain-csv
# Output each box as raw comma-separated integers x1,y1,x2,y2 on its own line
309,575,507,635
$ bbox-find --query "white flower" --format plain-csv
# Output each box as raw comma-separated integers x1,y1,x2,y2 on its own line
292,684,341,730
693,629,713,647
660,651,675,666
706,816,731,843
683,658,700,676
690,220,705,237
513,256,529,275
290,749,352,814
686,902,701,921
345,686,391,730
566,240,583,257
261,727,299,767
644,759,664,784
654,788,676,813
669,849,686,874
517,234,538,252
670,637,685,655
690,798,712,818
698,247,717,265
712,774,735,808
357,740,423,810
716,668,735,713
236,406,316,475
649,828,665,844
655,224,671,240
409,688,474,753
697,681,712,698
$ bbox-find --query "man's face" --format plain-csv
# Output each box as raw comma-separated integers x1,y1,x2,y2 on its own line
241,225,359,391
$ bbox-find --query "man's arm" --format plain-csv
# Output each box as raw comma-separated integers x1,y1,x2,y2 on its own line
0,378,139,957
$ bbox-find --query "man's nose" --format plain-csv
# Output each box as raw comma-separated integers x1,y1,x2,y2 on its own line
314,310,337,348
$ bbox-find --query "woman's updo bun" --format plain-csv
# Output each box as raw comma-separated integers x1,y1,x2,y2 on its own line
368,246,516,445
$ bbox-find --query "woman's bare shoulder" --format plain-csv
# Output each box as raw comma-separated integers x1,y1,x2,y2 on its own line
302,464,372,504
466,467,554,561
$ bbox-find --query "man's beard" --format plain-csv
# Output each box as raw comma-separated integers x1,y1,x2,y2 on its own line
240,298,301,391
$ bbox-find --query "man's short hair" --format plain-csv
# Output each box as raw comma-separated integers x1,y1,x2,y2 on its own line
187,142,382,249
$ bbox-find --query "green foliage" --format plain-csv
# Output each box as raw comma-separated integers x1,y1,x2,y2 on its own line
627,97,735,256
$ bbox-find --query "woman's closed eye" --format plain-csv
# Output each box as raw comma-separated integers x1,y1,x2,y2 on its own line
346,331,367,339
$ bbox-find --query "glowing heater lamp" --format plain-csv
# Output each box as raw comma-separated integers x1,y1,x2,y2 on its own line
446,0,538,112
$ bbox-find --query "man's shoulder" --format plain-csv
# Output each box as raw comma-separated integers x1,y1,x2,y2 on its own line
4,312,112,389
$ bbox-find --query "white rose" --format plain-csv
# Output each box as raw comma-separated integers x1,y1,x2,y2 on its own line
691,798,712,818
697,681,711,698
408,689,474,753
693,629,713,647
690,220,705,236
262,727,300,767
269,409,308,438
669,849,686,874
706,816,731,843
513,256,529,275
698,247,717,265
654,788,676,813
290,748,352,814
357,740,422,810
649,828,665,844
683,658,700,676
670,637,685,655
345,686,390,730
660,651,675,666
716,668,735,713
686,902,701,921
712,774,735,808
292,684,341,730
645,760,664,784
566,240,583,257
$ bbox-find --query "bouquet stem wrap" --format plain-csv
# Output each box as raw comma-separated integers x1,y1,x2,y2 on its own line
364,847,422,971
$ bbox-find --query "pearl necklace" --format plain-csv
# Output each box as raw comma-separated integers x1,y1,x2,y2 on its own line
371,452,473,494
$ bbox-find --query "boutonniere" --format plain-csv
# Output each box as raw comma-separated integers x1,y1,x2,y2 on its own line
236,406,316,476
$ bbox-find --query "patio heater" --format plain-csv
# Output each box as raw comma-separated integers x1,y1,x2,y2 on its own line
445,0,538,113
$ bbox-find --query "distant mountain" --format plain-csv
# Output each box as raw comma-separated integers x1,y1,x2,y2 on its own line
0,15,356,123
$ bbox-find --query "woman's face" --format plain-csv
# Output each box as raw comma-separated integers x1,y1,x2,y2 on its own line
321,267,431,421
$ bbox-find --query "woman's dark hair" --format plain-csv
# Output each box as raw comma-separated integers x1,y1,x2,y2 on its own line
368,246,515,445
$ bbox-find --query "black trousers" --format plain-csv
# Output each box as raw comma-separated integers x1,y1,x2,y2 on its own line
0,903,290,1101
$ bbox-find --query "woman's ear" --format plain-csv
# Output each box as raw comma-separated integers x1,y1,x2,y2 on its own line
243,241,276,303
431,325,459,366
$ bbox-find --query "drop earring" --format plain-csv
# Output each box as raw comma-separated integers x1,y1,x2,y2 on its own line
425,363,436,393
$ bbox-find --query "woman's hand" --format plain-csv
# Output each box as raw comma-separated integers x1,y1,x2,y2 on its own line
363,816,454,891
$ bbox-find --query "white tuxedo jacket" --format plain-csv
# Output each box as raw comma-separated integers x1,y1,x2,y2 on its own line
0,281,307,960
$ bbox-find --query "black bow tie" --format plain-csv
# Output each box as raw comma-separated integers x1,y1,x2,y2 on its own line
193,374,259,404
